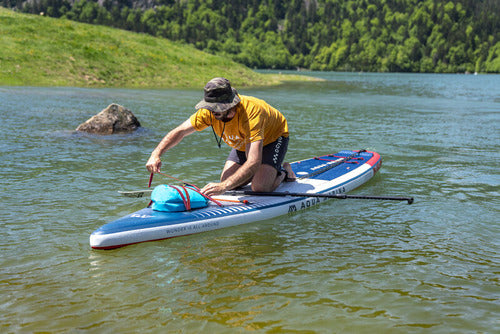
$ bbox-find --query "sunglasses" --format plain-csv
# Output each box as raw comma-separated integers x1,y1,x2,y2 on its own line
211,111,226,117
211,107,235,117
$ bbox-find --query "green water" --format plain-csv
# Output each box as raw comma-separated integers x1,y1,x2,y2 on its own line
1,72,499,333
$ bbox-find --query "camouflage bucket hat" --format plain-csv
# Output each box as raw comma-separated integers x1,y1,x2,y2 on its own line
195,77,240,113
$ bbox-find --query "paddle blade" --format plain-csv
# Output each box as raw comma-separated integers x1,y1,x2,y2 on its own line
119,190,153,198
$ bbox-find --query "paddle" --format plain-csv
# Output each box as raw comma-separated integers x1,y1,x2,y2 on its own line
121,149,413,204
120,189,413,204
226,190,414,204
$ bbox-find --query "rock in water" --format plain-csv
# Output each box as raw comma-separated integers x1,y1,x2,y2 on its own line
76,104,141,134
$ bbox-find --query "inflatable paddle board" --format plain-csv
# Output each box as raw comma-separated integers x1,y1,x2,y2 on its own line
90,150,382,249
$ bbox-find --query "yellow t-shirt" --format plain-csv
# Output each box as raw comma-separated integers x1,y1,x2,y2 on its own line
190,95,289,151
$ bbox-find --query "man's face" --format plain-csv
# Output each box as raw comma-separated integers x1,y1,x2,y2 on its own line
212,107,236,122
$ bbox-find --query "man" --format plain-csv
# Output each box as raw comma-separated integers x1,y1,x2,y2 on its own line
146,77,295,197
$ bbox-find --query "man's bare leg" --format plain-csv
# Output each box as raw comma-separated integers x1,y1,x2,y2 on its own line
251,164,281,192
221,161,296,193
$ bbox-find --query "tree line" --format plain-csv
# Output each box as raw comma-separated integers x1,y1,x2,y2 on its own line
4,0,500,73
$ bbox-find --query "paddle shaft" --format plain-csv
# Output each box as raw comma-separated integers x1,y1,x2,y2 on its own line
227,190,414,204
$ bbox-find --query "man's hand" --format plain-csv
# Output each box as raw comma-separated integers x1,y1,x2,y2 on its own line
146,154,162,174
145,119,197,174
201,182,228,196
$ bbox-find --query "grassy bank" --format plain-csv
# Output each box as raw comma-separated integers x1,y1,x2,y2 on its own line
0,8,316,88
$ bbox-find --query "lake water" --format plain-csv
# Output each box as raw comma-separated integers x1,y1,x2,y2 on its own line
1,72,499,333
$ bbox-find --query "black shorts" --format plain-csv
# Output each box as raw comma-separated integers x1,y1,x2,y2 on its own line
227,136,289,171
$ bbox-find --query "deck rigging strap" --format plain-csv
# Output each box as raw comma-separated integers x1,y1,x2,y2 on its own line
152,172,224,207
299,149,367,179
169,185,191,210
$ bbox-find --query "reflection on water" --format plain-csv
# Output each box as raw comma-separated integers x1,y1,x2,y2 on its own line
1,73,499,333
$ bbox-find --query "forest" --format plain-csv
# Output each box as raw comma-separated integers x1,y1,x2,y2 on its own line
3,0,500,73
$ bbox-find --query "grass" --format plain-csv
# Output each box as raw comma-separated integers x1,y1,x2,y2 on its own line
0,8,319,88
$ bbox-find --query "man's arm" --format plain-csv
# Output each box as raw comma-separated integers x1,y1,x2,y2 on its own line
201,140,263,196
146,119,196,173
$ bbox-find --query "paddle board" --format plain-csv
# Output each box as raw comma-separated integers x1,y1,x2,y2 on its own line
90,150,381,249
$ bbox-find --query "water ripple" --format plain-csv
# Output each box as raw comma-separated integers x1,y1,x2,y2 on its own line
1,75,499,333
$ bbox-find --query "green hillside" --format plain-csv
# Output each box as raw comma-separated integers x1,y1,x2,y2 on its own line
8,0,499,73
0,8,313,88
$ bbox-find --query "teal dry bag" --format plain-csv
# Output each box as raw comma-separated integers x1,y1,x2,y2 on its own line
151,185,208,212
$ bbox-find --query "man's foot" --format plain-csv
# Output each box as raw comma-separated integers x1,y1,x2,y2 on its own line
282,162,296,182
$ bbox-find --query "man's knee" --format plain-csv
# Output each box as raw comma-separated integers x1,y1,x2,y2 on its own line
251,165,278,192
251,182,274,193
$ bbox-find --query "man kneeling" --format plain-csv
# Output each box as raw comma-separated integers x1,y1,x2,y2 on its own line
146,77,295,196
